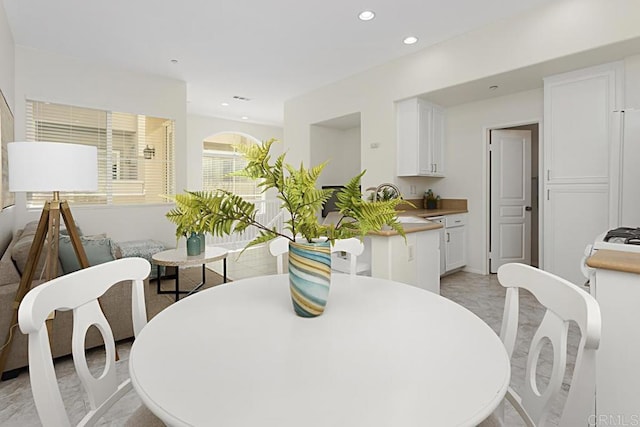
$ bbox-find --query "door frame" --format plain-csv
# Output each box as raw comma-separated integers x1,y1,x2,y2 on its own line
483,118,543,275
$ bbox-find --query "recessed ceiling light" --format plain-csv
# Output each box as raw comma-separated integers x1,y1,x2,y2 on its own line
489,85,499,91
241,116,249,120
221,102,229,106
170,59,178,64
358,10,375,21
403,36,418,45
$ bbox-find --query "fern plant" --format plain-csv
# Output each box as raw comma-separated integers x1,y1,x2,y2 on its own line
165,138,405,250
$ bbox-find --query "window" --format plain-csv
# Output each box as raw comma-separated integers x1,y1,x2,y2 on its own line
202,133,263,203
25,100,175,207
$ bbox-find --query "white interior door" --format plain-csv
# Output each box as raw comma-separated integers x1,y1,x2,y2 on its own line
490,130,532,273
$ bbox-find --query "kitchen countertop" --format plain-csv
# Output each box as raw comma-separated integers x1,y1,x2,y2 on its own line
586,249,640,275
399,208,468,217
371,220,443,236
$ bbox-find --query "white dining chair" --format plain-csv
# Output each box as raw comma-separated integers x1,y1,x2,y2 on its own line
269,236,290,274
479,263,601,427
18,257,164,427
331,238,366,275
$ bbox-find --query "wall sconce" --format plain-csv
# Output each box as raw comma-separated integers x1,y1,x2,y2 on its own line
143,144,156,160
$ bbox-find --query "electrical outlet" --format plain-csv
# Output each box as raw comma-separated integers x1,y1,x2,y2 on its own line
410,185,416,195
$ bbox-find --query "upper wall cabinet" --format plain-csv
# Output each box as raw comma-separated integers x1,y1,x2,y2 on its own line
544,62,623,185
397,98,445,177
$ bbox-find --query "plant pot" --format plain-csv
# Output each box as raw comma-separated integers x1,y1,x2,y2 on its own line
186,232,200,256
197,232,206,253
288,240,331,317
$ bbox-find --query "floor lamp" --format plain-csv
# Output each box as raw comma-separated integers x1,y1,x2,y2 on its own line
0,141,98,379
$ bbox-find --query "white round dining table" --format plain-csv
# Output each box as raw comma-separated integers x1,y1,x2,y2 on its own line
129,274,510,427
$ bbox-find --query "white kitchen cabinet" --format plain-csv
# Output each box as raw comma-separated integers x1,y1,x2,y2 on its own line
585,251,640,424
542,61,623,285
545,185,609,286
368,228,440,294
396,97,445,177
445,214,466,272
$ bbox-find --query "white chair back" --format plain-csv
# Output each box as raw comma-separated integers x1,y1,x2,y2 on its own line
331,238,365,275
269,237,290,274
496,263,601,426
18,258,151,427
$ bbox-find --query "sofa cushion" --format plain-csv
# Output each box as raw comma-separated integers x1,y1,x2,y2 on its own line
11,226,64,278
0,232,20,287
11,221,41,275
112,239,166,279
58,234,115,274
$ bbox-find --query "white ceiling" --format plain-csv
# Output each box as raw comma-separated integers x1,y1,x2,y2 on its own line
3,0,555,126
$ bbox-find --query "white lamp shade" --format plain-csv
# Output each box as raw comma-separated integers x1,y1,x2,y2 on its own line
8,142,98,192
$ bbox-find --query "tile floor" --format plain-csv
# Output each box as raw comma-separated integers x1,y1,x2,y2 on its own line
0,266,583,426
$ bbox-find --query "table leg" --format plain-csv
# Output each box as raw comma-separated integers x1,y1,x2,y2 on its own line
186,264,206,297
156,265,188,301
175,267,180,302
156,265,161,294
223,258,227,283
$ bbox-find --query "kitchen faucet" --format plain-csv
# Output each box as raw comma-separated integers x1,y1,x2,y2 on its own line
366,183,402,201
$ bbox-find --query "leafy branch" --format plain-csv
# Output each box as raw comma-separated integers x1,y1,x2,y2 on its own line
165,139,406,250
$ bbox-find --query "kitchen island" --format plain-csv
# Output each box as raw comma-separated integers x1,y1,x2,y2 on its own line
367,216,442,294
323,212,444,294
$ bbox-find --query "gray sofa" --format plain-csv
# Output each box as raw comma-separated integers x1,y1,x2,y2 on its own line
0,221,172,379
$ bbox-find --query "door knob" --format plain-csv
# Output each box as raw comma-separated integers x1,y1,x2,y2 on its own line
525,206,532,211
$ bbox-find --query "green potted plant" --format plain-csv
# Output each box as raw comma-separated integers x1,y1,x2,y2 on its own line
166,138,406,316
169,212,206,256
424,189,439,210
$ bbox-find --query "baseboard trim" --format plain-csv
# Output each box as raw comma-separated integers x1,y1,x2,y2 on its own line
462,267,485,275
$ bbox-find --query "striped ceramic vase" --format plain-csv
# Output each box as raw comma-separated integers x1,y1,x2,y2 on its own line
288,240,331,317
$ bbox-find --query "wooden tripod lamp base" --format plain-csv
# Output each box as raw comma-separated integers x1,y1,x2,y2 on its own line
0,196,96,377
1,141,104,379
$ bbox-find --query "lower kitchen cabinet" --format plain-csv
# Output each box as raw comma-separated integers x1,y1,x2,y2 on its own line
367,227,440,294
445,214,467,273
586,251,640,424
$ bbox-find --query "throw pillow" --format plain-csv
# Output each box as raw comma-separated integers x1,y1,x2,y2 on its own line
59,225,84,237
11,230,63,278
58,234,115,274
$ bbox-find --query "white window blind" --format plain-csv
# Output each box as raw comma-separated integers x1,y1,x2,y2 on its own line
25,100,175,207
202,135,263,203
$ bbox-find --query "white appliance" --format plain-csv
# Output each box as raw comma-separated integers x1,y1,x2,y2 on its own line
582,228,640,284
611,110,640,228
581,227,640,423
426,216,445,276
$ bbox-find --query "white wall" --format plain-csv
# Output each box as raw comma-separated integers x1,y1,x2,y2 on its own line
440,89,543,274
310,125,361,188
0,2,15,253
12,46,187,246
187,114,283,191
284,0,640,189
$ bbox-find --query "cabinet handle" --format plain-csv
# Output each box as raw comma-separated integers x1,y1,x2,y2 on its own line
446,232,450,243
547,169,551,180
